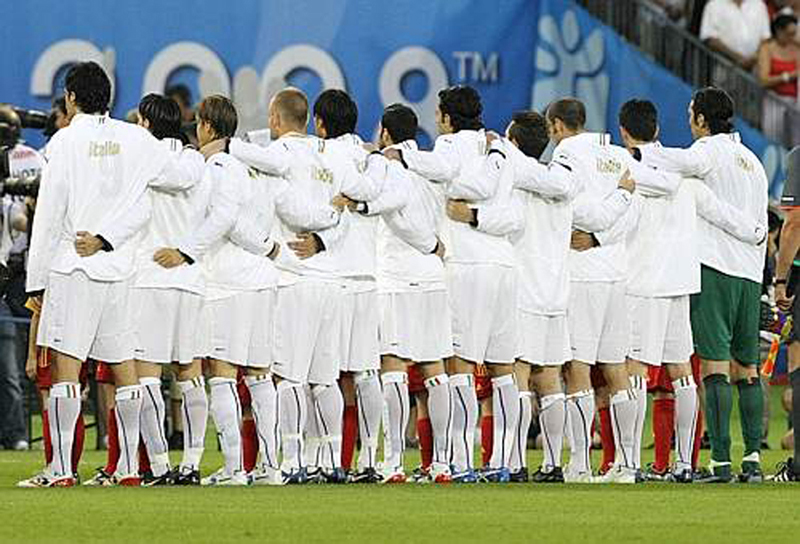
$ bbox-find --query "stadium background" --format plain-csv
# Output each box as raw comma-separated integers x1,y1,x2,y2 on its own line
0,0,788,197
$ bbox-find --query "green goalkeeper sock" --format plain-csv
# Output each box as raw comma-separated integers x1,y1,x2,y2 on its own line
737,376,764,468
703,374,732,468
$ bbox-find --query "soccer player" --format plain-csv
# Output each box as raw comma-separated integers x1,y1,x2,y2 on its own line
130,94,207,485
637,87,769,483
618,98,766,482
546,98,680,483
349,103,452,483
386,85,520,482
160,95,281,486
228,87,379,484
311,90,383,483
769,145,800,482
23,61,174,487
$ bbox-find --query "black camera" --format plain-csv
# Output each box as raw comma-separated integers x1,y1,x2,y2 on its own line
0,105,46,197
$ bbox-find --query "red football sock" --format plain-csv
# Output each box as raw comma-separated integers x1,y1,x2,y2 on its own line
341,405,358,470
417,417,433,469
42,409,53,465
241,418,258,473
599,407,615,474
105,407,120,474
692,409,704,470
652,398,675,473
481,415,493,467
72,413,85,474
139,440,151,474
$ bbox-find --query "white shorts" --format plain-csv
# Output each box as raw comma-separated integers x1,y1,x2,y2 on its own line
448,263,517,364
339,283,380,372
628,295,693,366
198,289,275,368
517,312,571,366
568,281,629,365
378,290,453,363
272,280,342,385
38,270,134,363
132,288,203,365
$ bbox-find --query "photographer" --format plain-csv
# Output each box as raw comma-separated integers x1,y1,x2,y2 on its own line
0,104,43,450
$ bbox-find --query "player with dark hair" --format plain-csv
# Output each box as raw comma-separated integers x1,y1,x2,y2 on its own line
637,87,769,483
618,98,766,482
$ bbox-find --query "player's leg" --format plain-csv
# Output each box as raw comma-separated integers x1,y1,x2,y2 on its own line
381,354,410,483
664,362,698,482
448,356,479,481
203,358,245,485
563,360,595,482
531,365,566,483
651,389,675,478
172,359,207,485
476,368,493,468
339,373,357,472
594,380,614,475
240,376,258,474
770,340,800,481
137,361,170,483
309,379,345,482
417,360,451,482
108,359,144,484
627,360,649,473
691,266,735,482
303,383,322,478
509,362,531,482
597,362,637,483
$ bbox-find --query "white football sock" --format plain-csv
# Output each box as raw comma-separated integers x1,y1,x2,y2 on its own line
449,373,478,472
277,380,306,472
629,374,648,470
381,371,409,471
208,377,242,475
48,382,80,477
510,391,532,472
355,371,383,470
566,389,595,474
424,374,451,465
489,373,520,469
245,374,279,470
312,383,343,470
539,392,566,470
673,375,699,471
610,388,637,470
303,385,321,469
178,377,208,471
139,377,170,477
115,384,144,477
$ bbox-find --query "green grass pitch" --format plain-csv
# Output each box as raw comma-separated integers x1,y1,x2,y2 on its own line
1,388,798,543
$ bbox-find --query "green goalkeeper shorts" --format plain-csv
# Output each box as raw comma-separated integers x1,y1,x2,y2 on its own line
690,265,761,366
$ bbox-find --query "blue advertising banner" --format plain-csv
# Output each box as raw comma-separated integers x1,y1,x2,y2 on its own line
1,0,785,195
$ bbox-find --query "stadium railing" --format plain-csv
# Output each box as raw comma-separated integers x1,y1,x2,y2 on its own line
574,0,800,148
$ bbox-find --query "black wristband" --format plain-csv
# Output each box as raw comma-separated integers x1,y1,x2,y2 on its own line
488,148,506,159
469,209,479,228
177,249,195,265
311,233,326,253
96,235,114,252
398,149,409,170
224,138,231,154
429,240,440,255
775,278,788,286
590,233,600,248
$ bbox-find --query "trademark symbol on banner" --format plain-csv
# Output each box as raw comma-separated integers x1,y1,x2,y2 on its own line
452,52,499,83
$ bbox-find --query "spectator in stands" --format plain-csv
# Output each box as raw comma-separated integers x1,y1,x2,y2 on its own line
758,13,800,100
166,84,197,146
646,0,690,24
700,0,771,70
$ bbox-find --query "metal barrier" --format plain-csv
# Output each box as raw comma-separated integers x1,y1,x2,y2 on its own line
575,0,800,147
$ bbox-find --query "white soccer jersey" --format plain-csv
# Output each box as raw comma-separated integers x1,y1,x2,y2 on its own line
557,132,681,282
229,134,379,284
402,129,518,267
27,113,172,292
366,140,444,292
637,133,769,283
179,152,278,297
134,138,207,295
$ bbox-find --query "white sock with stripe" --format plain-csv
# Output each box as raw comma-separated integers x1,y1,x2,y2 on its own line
277,380,306,472
610,388,638,470
540,392,566,470
673,375,699,471
48,382,80,477
178,377,207,471
566,389,595,474
139,377,170,477
489,373,519,469
312,383,343,470
381,371,409,471
510,391,532,472
629,374,648,470
245,374,279,470
209,377,242,475
303,385,321,469
424,374,451,466
449,373,478,472
115,384,143,477
355,371,383,470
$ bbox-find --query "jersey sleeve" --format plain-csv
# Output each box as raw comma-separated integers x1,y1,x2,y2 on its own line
638,143,713,179
229,138,292,177
362,161,410,216
515,151,580,201
693,179,766,245
572,189,633,233
149,146,205,194
403,136,460,183
474,190,525,238
446,140,504,201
